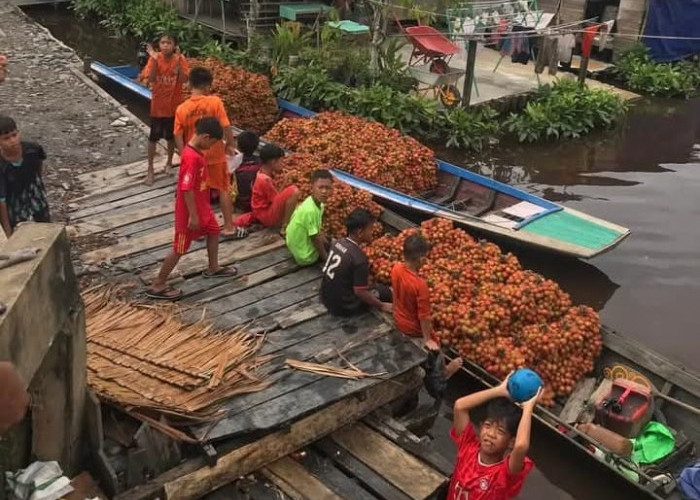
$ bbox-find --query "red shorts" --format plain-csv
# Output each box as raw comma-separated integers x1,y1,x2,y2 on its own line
173,216,220,255
207,161,231,192
253,185,298,227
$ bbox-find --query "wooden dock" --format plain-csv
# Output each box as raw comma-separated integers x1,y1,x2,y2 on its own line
70,156,430,499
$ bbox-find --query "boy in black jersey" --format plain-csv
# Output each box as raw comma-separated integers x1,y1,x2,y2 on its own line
320,208,392,316
0,116,50,237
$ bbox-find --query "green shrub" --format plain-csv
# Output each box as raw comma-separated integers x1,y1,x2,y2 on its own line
438,106,500,151
504,79,627,142
613,44,700,98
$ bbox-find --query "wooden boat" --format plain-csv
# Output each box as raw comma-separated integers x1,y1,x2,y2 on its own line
383,211,699,500
88,60,630,259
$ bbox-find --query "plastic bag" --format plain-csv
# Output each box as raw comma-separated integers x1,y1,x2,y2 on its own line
422,350,447,399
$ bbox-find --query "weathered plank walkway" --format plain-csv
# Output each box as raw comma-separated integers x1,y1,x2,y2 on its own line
70,160,428,499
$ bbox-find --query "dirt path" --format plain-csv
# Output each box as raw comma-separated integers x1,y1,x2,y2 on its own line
0,1,147,230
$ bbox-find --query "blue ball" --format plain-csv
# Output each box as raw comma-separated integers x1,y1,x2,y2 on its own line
507,368,543,403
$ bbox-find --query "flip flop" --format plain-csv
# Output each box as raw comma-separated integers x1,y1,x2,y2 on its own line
202,266,238,279
221,226,249,241
145,286,183,301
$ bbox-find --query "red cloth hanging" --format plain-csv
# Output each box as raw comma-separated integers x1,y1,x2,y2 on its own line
581,25,600,58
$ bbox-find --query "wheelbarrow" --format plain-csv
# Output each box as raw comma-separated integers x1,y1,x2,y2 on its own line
408,63,463,108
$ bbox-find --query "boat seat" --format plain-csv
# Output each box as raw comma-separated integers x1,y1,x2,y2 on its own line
429,177,461,206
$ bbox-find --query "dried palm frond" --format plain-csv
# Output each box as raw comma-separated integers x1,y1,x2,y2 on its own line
285,359,387,380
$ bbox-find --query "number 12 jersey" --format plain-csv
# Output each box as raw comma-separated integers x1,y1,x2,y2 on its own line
319,238,370,316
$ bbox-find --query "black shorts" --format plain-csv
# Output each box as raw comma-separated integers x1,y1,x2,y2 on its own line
149,117,175,142
322,284,393,317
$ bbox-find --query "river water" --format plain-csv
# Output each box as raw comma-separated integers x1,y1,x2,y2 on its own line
27,5,700,499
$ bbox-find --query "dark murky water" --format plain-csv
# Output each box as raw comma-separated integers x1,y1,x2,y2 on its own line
27,5,700,499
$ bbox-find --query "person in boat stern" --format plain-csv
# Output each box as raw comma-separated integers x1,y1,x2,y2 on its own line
285,169,332,266
447,374,541,500
140,33,189,185
320,208,393,316
0,115,50,238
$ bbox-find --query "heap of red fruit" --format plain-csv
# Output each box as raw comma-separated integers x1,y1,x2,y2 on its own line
365,218,603,406
278,153,382,238
265,112,437,195
187,58,278,134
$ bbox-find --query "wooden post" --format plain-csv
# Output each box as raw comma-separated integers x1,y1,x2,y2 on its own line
220,0,226,44
462,38,477,107
578,54,589,85
194,0,200,22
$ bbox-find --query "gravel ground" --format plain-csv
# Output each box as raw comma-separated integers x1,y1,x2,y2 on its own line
0,1,148,227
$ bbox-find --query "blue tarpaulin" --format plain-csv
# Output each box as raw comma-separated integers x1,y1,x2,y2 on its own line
643,0,700,62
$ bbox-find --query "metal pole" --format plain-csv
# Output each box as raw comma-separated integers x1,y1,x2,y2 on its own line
221,0,226,43
462,39,477,107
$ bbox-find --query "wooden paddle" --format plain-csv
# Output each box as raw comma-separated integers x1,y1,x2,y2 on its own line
603,364,700,417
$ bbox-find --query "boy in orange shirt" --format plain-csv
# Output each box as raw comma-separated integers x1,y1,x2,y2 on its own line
147,117,238,301
140,33,189,185
175,67,242,238
392,233,462,377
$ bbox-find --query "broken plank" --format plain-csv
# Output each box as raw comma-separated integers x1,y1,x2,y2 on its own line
331,424,445,500
70,185,175,220
163,368,423,500
263,457,344,500
314,439,412,500
559,377,597,424
141,230,284,282
75,200,173,236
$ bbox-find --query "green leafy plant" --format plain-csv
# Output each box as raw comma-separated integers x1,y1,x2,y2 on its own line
270,23,312,68
504,79,627,142
613,44,700,98
438,106,500,151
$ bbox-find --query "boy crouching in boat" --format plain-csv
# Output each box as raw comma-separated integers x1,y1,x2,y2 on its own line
448,375,541,500
146,117,238,300
392,233,462,378
285,169,332,266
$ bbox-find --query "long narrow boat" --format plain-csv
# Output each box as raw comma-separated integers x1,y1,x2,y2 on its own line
88,61,630,259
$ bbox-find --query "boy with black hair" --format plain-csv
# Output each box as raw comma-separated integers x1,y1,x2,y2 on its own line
0,116,50,238
285,169,332,266
147,117,238,300
232,130,260,213
448,374,540,500
320,208,392,316
175,67,244,238
141,32,190,185
249,144,300,233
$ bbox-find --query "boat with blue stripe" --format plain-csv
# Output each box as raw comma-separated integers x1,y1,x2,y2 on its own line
88,60,630,259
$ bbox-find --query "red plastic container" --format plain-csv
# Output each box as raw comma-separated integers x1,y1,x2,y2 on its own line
595,378,654,438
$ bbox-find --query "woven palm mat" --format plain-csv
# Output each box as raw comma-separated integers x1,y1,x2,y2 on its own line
84,287,271,426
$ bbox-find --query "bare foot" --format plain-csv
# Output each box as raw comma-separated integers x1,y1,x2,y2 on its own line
444,357,463,379
145,172,154,186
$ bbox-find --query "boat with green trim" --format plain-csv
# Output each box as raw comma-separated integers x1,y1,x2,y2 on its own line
88,60,630,259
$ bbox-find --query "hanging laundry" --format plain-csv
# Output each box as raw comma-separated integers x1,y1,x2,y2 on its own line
581,24,601,59
598,19,615,48
535,35,559,75
557,33,576,64
510,24,531,64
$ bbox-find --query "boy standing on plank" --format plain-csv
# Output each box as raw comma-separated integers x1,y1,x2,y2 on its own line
285,169,332,266
448,375,539,500
249,144,300,234
0,115,50,238
147,117,238,301
140,33,189,185
175,67,244,239
320,208,392,316
392,232,463,378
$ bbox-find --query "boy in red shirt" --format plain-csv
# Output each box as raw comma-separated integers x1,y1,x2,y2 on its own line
250,144,300,234
140,33,189,185
448,375,540,500
146,117,238,300
392,233,462,377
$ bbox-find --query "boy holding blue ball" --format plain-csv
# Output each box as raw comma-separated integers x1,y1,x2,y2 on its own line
448,373,541,500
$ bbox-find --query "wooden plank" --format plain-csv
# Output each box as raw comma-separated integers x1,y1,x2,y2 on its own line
70,185,175,220
105,213,174,240
75,200,174,236
602,327,700,398
81,226,176,265
559,377,597,424
331,424,445,500
264,457,345,500
315,439,412,500
298,448,379,500
260,468,305,500
163,368,423,500
71,174,175,208
141,230,284,281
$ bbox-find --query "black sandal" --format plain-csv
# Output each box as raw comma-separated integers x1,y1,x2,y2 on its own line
202,266,239,279
145,286,183,301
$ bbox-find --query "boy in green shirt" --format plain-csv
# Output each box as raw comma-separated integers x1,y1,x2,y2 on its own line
286,170,332,265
